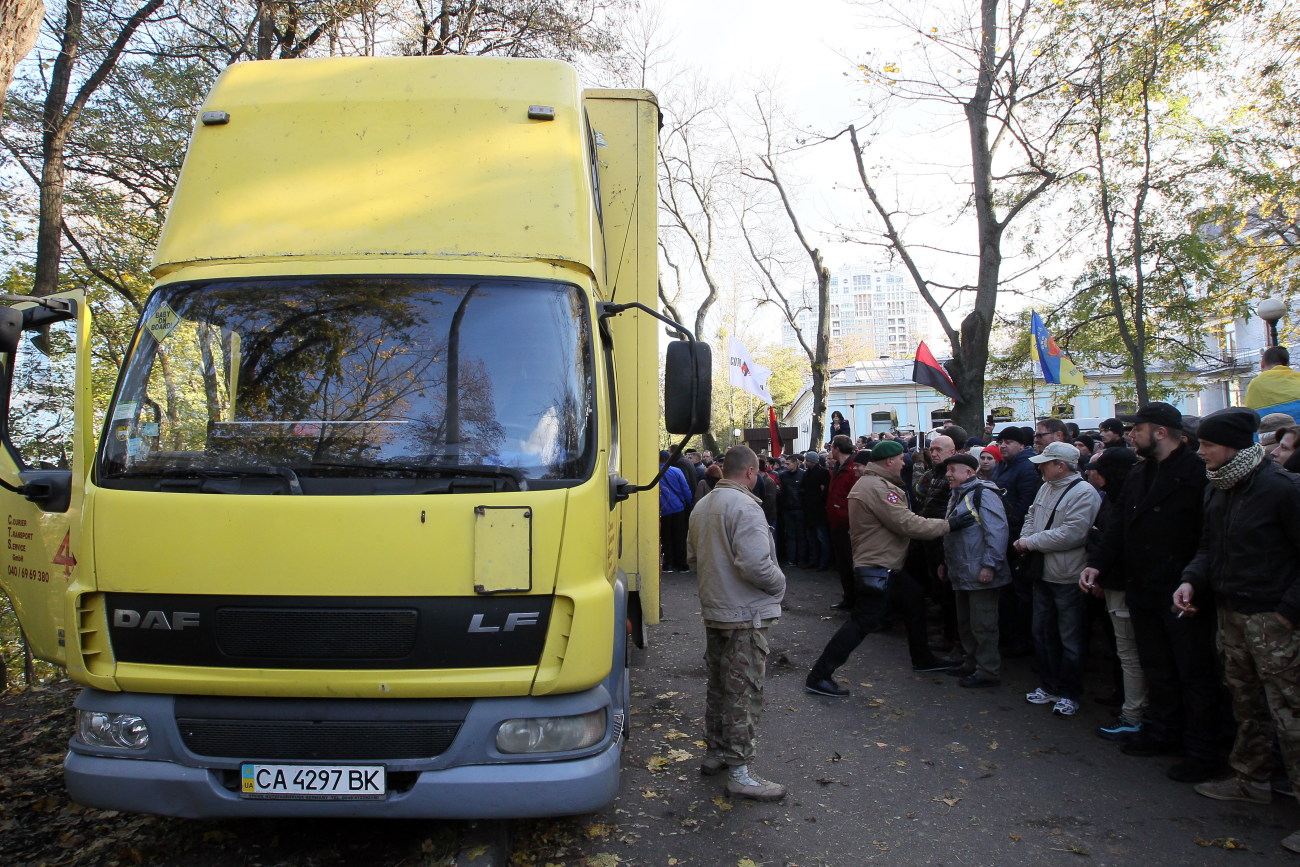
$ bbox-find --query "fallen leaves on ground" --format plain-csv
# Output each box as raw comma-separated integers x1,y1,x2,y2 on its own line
1196,837,1245,849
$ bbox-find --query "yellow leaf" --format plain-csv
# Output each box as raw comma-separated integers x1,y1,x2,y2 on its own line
646,756,669,771
665,730,689,740
712,796,734,811
585,822,614,838
667,749,692,763
989,741,999,750
738,860,760,867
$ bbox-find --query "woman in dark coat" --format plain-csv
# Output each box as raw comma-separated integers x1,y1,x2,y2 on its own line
829,410,851,441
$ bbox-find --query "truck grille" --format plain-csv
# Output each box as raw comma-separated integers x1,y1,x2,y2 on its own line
215,608,417,659
178,718,461,760
105,593,554,669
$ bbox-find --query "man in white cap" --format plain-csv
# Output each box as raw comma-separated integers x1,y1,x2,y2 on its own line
1014,441,1101,718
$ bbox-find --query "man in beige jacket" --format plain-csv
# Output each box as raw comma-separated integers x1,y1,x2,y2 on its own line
805,441,971,697
688,445,787,801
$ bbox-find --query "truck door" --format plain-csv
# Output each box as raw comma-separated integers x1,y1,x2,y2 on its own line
0,291,91,666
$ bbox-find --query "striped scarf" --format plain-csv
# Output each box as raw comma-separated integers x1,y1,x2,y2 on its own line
1206,443,1264,491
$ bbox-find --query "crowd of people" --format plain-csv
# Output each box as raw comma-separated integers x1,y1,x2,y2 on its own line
673,381,1300,853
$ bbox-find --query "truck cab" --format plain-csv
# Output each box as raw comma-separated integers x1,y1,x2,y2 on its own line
0,57,709,818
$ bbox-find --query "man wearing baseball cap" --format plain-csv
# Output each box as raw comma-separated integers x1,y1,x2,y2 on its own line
805,442,974,697
1174,407,1300,853
1014,441,1101,718
1083,401,1224,780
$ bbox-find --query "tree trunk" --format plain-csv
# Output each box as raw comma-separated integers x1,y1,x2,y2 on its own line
0,0,42,118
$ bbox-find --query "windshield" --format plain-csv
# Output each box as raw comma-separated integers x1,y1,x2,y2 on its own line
97,276,595,491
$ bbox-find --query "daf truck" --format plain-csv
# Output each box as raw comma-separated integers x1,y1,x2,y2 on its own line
0,56,710,818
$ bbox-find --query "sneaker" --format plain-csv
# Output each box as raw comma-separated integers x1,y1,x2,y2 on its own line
913,658,958,673
944,664,975,677
1052,698,1079,716
1168,757,1223,783
958,674,1000,688
1025,687,1059,705
1283,829,1300,855
805,676,849,697
725,767,786,801
1272,779,1294,797
1097,715,1143,741
830,601,853,611
700,754,726,776
1194,777,1272,805
661,568,675,573
725,774,786,801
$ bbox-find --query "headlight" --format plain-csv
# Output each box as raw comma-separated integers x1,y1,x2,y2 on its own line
77,710,151,750
495,708,606,754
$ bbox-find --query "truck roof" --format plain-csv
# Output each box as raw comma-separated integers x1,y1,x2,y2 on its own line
153,56,600,279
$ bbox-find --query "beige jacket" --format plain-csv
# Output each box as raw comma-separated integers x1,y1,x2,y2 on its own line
687,479,786,626
848,464,949,569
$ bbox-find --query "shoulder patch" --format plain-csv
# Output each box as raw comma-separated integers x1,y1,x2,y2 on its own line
885,491,902,505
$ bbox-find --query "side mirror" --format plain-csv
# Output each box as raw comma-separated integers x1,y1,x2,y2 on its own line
664,340,712,435
0,306,22,354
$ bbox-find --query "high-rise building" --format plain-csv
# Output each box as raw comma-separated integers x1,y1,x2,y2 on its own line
780,265,932,360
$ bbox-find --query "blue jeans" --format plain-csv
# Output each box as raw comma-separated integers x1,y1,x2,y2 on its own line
1032,579,1087,702
803,518,830,569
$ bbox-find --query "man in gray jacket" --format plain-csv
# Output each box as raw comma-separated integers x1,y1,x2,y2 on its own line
1014,441,1101,717
940,454,1012,688
688,445,787,801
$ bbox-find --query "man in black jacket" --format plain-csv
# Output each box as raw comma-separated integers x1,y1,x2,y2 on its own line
993,426,1041,656
1081,402,1229,783
800,451,831,570
1174,407,1300,854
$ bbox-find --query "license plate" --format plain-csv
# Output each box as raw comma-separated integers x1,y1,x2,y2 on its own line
240,764,386,800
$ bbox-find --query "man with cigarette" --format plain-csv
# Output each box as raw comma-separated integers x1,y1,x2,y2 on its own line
1173,407,1300,854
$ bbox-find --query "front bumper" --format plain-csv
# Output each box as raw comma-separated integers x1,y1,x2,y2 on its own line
64,683,624,819
65,739,621,819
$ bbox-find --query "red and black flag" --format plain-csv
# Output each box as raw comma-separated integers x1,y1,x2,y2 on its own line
912,341,961,403
768,406,782,459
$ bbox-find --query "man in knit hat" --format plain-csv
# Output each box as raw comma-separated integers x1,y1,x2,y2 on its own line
1174,407,1300,854
804,441,973,697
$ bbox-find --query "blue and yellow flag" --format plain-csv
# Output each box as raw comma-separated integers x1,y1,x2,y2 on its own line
1030,311,1086,387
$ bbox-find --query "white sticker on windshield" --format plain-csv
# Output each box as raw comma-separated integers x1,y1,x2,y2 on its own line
144,302,182,343
126,438,143,457
112,401,138,421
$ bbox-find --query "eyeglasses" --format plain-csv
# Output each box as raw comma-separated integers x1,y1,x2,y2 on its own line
1033,432,1049,439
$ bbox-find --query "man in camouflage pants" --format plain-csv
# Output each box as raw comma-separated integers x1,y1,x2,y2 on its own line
688,445,787,801
1173,407,1300,854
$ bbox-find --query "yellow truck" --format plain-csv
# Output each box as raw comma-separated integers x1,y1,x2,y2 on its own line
0,56,710,818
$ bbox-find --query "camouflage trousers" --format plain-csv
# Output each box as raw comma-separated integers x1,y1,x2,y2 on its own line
704,625,770,767
1217,608,1300,788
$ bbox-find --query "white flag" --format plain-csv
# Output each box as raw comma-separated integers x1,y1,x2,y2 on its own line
728,337,773,405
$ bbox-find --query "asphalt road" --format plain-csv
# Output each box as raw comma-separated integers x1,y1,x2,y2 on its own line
540,564,1299,867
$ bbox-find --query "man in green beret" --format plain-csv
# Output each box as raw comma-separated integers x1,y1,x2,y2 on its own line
805,442,973,696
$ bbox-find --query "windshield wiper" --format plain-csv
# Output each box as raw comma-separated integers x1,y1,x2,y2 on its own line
104,466,304,495
305,462,526,490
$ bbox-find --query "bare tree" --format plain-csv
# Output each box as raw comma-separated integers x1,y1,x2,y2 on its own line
846,0,1088,433
739,92,831,449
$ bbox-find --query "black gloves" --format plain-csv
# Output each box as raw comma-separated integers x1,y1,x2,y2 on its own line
948,512,977,532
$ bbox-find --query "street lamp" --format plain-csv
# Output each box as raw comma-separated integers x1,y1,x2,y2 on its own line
733,427,742,447
1258,296,1286,347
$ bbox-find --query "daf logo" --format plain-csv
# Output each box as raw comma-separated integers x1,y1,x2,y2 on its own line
467,612,539,633
113,609,200,631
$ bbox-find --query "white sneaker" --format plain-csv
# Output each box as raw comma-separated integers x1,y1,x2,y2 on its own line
1025,687,1059,705
725,765,786,801
1052,697,1079,716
